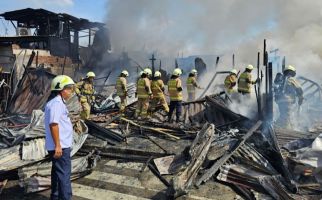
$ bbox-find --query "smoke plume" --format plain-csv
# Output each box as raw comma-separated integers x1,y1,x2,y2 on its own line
105,0,322,79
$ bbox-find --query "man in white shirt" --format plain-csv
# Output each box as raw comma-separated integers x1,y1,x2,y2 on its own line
45,75,75,200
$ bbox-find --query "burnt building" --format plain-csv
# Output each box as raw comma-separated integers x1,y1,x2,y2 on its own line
0,8,111,113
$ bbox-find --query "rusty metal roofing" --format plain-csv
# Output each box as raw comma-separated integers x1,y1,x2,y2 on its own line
7,68,54,114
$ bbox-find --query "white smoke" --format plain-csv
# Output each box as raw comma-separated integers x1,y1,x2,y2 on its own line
105,0,322,126
105,0,322,79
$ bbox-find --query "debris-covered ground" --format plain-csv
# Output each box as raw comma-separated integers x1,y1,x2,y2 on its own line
2,5,322,200
2,75,322,200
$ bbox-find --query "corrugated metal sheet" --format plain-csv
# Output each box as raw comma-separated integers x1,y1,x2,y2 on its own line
7,68,54,114
22,138,46,161
19,153,98,193
0,113,88,173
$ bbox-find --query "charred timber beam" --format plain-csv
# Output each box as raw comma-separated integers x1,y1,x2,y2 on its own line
120,117,180,140
80,145,170,159
266,62,273,122
267,125,298,193
85,120,125,144
148,162,171,188
257,52,262,120
140,127,169,154
170,123,215,197
196,121,262,186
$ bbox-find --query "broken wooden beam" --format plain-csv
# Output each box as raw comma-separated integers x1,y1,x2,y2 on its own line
85,120,125,144
196,120,262,186
169,123,215,197
120,117,180,140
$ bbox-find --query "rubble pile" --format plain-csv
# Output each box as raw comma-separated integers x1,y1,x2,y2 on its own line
1,75,322,199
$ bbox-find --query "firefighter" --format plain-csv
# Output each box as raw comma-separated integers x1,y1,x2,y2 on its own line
75,71,96,120
186,69,202,101
135,68,153,119
224,69,238,94
275,65,303,129
116,70,129,113
238,64,258,95
151,71,169,113
167,68,183,123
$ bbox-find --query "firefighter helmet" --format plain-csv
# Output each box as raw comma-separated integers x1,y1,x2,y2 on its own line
230,69,238,75
154,71,161,77
51,75,75,91
86,71,96,78
246,64,254,70
191,69,198,75
284,65,296,72
144,68,152,76
121,70,129,77
173,68,182,76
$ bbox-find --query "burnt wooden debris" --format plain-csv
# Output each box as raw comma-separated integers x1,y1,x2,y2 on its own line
1,14,322,198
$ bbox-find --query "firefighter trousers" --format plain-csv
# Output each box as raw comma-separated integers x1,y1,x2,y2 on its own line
135,98,149,118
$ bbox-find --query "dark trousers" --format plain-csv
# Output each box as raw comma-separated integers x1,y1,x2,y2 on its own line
168,101,182,122
48,148,72,200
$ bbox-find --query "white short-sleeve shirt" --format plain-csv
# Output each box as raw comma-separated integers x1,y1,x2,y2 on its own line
45,95,73,151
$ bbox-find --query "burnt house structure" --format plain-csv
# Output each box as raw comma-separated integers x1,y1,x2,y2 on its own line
0,8,110,113
0,8,107,63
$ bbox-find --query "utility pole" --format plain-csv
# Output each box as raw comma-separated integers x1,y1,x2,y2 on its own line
149,53,156,77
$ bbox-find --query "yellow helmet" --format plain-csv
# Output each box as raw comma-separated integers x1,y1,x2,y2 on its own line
191,69,198,75
173,68,182,76
144,68,152,76
86,71,96,78
246,64,254,70
230,69,237,75
154,71,161,77
51,75,75,91
121,70,129,77
284,65,296,72
139,71,144,76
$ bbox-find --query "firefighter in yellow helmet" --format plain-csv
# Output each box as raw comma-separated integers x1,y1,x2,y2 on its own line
75,71,96,120
116,70,129,113
238,65,258,95
150,71,169,113
275,65,303,129
186,69,202,101
135,68,153,119
224,69,238,94
167,68,183,122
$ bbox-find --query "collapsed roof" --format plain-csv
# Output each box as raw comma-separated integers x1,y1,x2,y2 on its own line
0,8,105,31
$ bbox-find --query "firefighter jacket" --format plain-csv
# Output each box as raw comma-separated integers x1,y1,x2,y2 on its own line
116,77,127,97
276,76,303,104
152,79,165,98
75,79,95,103
238,72,255,93
137,77,152,99
186,76,199,94
168,77,183,101
224,74,237,93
